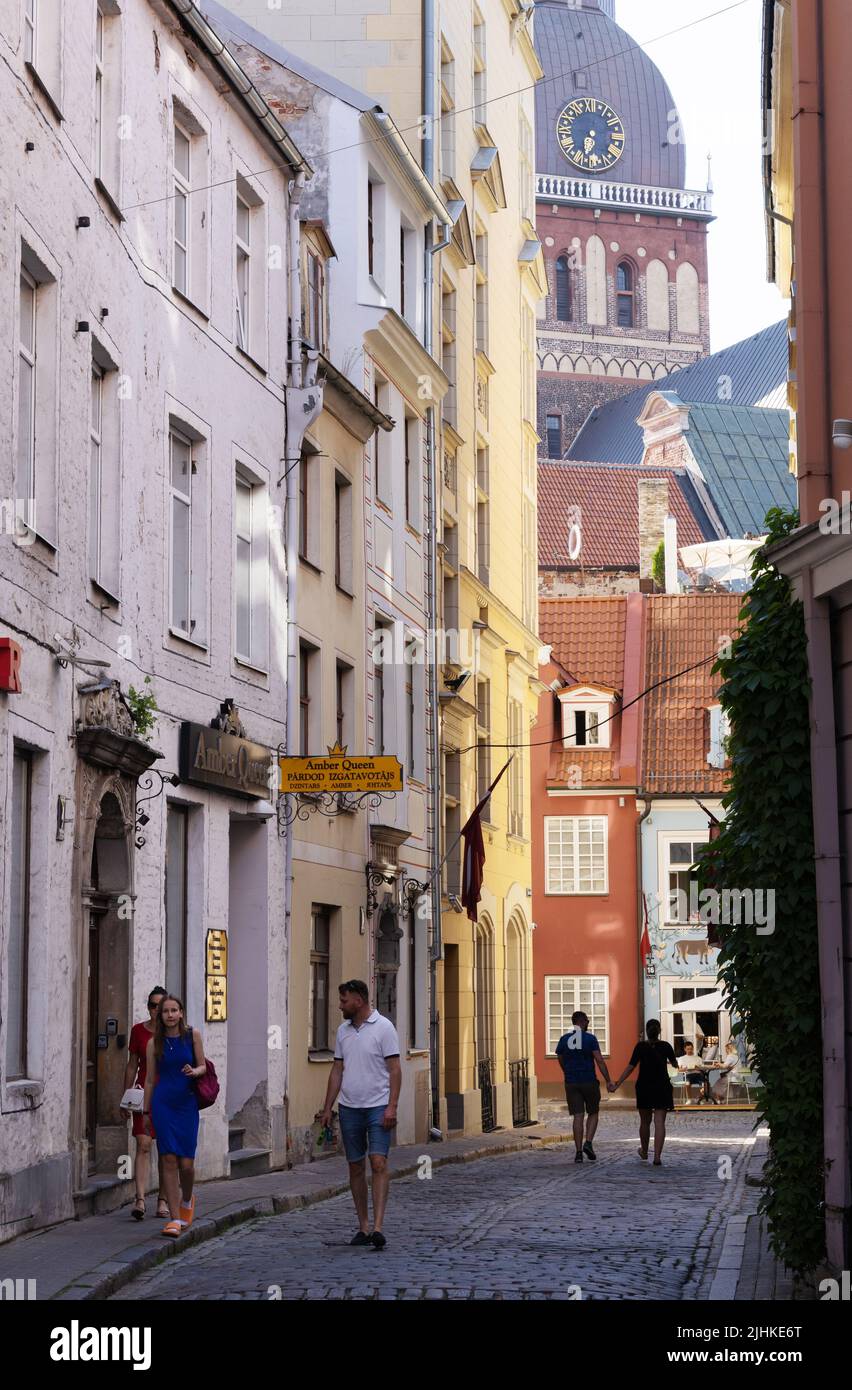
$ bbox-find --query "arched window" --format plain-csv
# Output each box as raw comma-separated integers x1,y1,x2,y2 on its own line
616,261,634,327
555,253,572,321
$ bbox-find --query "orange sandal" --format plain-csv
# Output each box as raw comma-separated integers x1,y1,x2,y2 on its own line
179,1195,195,1228
162,1220,183,1238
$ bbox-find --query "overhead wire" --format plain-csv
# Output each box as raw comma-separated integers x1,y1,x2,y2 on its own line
121,0,748,214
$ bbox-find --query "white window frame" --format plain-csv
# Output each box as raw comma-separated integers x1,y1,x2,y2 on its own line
657,830,710,927
89,362,103,583
545,814,608,895
508,698,524,837
305,246,325,352
169,426,194,638
367,170,386,289
475,230,488,354
235,192,251,351
173,117,192,296
234,470,253,663
545,975,609,1056
23,0,36,66
18,267,37,509
559,687,614,749
660,976,730,1055
473,8,486,127
94,3,104,179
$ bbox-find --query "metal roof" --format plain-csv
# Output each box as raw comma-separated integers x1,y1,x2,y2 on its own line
683,403,796,537
534,0,686,189
566,320,790,465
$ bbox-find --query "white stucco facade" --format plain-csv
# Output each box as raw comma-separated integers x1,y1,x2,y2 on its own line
0,0,308,1238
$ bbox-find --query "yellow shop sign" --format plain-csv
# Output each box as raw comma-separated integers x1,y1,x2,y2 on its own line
279,743,403,794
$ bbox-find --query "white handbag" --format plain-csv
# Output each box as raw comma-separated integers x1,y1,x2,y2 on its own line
120,1086,145,1112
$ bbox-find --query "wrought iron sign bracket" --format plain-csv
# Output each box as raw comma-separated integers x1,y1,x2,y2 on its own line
135,769,181,848
365,863,396,918
400,875,431,918
277,789,397,835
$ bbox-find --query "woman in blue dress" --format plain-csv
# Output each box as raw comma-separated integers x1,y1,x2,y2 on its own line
142,994,206,1238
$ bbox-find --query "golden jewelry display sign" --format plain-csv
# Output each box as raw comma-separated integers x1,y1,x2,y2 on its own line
206,929,227,1021
278,743,403,795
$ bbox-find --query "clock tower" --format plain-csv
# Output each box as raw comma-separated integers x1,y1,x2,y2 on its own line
535,0,713,454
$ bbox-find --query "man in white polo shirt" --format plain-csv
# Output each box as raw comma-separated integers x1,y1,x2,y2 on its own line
318,980,401,1249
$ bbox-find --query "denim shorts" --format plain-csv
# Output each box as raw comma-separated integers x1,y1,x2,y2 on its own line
337,1104,392,1162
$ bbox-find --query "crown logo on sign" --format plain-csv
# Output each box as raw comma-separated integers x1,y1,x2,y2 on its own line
326,742,348,757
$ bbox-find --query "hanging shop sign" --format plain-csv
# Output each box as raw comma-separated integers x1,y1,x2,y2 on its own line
0,637,22,692
205,929,228,1022
279,742,403,795
179,722,272,799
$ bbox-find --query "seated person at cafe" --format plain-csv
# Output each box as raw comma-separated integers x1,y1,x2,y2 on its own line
676,1041,704,1103
711,1041,741,1101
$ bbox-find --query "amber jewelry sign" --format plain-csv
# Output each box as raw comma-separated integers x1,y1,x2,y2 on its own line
279,742,403,795
205,929,228,1021
206,929,228,976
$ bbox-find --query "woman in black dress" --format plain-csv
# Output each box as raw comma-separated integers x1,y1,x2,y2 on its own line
610,1019,678,1165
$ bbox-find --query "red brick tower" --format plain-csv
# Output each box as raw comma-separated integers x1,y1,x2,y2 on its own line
534,0,713,454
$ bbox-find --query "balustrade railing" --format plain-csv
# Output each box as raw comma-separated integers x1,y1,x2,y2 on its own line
536,173,713,216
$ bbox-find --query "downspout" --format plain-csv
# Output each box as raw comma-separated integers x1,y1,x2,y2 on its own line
422,0,444,1134
790,0,848,1271
636,798,653,1041
283,171,322,1152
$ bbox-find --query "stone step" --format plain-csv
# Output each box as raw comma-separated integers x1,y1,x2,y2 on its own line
73,1175,132,1220
228,1147,271,1179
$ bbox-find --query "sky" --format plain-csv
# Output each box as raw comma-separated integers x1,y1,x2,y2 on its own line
613,0,788,350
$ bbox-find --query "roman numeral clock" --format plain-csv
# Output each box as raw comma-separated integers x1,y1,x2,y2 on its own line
556,97,626,172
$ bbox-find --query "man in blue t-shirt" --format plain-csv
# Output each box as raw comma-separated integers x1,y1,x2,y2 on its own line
555,1011,614,1163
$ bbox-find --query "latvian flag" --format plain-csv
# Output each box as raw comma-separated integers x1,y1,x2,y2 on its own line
460,758,513,922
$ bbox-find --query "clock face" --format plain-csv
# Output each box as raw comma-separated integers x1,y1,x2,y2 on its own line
556,98,626,173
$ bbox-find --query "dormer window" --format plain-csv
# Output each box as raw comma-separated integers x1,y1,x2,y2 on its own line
707,704,730,768
574,709,600,745
557,684,618,751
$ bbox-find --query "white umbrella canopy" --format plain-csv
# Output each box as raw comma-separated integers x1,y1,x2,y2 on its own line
679,537,763,588
662,989,730,1014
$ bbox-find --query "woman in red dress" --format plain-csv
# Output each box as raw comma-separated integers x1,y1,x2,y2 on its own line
121,987,169,1220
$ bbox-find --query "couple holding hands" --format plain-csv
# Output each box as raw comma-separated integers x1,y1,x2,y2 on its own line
556,1013,678,1166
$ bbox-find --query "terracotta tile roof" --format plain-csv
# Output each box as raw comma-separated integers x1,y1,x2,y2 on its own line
538,461,708,569
539,597,626,785
641,594,744,794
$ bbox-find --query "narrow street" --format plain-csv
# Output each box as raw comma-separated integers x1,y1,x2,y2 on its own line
111,1112,759,1301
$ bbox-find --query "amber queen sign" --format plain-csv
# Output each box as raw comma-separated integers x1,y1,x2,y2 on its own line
279,742,403,795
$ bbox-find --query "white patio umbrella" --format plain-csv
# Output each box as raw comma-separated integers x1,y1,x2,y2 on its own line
679,537,764,590
662,989,730,1014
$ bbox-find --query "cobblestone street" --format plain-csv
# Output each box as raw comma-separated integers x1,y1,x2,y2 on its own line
111,1109,762,1301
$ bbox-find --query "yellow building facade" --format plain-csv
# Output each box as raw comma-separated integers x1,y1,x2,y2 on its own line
223,0,545,1136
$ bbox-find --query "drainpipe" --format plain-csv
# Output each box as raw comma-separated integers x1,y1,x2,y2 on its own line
422,0,444,1133
282,171,322,1151
636,798,653,1043
789,0,848,1271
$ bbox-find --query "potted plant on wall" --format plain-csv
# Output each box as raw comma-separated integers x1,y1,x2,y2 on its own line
76,675,163,778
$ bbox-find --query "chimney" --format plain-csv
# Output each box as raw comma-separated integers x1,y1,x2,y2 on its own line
637,477,669,585
664,514,680,593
